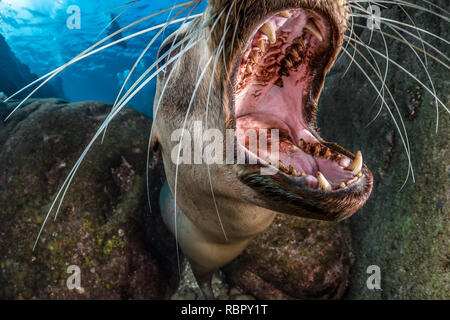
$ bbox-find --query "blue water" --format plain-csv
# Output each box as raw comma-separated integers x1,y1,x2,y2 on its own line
0,0,207,117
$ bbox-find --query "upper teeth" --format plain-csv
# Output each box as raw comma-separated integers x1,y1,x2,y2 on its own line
304,20,323,42
260,21,276,44
346,150,363,175
278,11,291,18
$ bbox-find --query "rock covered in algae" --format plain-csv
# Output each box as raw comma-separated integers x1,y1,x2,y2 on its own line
0,99,177,299
223,214,351,300
318,2,449,299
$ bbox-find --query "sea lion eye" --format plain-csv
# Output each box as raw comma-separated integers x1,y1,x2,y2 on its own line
157,32,185,74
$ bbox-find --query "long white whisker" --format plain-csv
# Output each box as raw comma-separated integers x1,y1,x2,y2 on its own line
33,31,205,251
351,23,450,66
384,24,441,133
173,8,227,275
350,13,450,44
345,38,414,186
203,4,237,242
347,37,449,114
4,1,198,119
146,7,208,225
350,0,450,20
173,54,214,274
101,1,200,142
341,46,415,187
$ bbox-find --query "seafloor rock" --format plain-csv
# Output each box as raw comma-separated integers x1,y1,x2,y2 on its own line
223,215,351,300
0,34,64,100
318,2,449,299
0,99,177,299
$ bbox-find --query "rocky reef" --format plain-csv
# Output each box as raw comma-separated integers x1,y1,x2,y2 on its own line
223,215,351,300
0,99,178,299
0,99,351,299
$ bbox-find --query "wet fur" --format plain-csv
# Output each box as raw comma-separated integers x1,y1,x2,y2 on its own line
152,0,372,297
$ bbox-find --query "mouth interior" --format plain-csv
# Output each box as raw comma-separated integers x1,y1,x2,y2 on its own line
234,9,359,191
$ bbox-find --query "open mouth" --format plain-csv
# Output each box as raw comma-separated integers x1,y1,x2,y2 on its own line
232,8,366,193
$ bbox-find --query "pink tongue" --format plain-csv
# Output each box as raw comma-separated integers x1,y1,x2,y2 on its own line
236,114,356,187
236,113,319,174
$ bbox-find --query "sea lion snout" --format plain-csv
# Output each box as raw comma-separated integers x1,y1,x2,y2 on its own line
153,0,372,298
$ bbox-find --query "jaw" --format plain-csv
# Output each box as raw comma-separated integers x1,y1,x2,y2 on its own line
226,7,373,221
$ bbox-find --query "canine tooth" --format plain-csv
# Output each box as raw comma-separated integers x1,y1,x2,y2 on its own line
317,172,332,191
357,171,362,178
346,151,362,175
278,11,291,18
304,21,323,42
260,21,276,44
339,182,346,189
347,176,358,185
246,64,253,73
257,39,266,53
324,149,332,159
301,172,307,177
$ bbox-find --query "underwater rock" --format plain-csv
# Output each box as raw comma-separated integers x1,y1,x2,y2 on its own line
0,34,65,100
223,215,350,300
0,99,177,299
318,3,449,299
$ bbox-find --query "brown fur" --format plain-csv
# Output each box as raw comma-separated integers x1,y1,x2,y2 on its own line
152,0,372,297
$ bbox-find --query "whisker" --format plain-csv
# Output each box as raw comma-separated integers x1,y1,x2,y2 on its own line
349,13,450,44
346,36,449,114
350,2,450,65
5,13,202,122
173,8,228,275
115,15,214,118
341,45,415,187
350,0,450,20
101,1,201,142
203,4,238,243
351,23,450,67
33,29,206,251
4,1,198,119
146,9,212,224
349,9,443,133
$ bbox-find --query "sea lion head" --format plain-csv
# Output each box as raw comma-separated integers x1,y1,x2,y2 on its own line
153,0,373,223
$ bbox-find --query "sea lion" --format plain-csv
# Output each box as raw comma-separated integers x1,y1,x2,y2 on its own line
152,0,373,298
